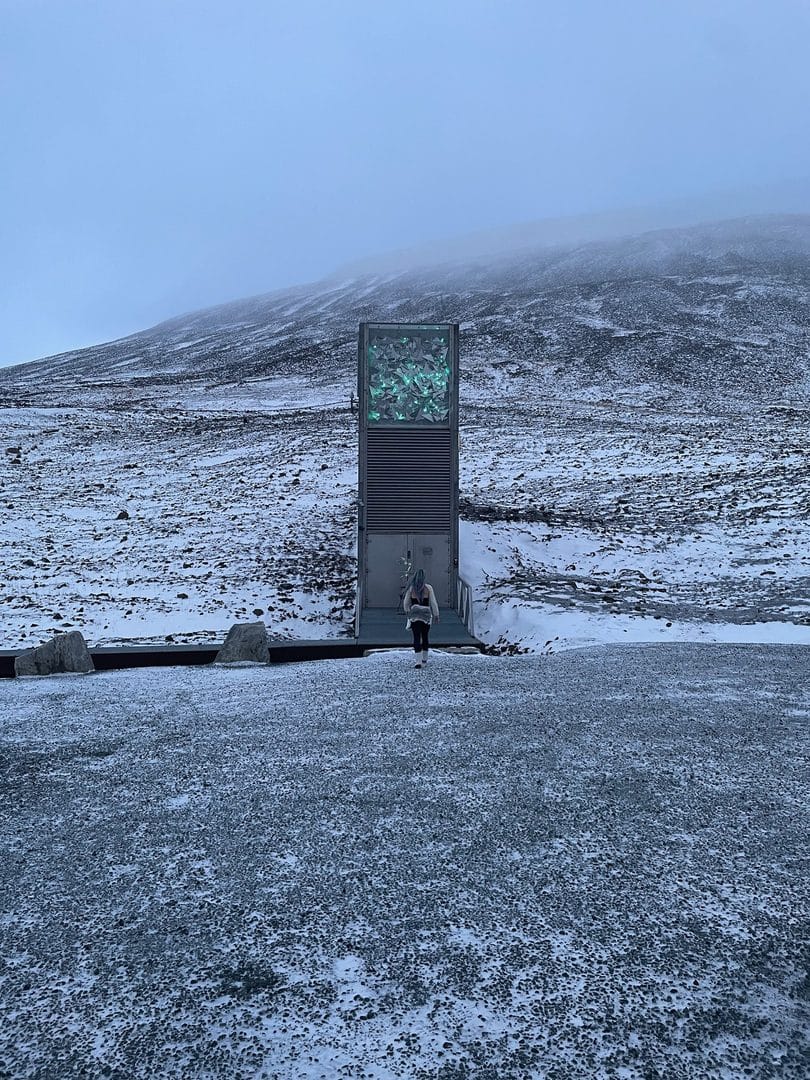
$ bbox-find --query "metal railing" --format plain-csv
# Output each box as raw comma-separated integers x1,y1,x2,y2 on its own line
354,576,364,639
456,573,475,637
356,572,475,640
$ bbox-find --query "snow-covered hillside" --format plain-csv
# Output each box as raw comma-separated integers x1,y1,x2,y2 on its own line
1,215,809,650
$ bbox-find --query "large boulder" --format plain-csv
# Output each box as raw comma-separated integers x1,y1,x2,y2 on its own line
214,622,269,665
14,631,94,676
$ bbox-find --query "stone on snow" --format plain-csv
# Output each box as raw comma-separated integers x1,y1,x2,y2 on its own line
14,630,95,677
214,622,269,665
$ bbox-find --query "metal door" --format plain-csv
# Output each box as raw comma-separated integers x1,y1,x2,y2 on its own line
409,533,451,605
366,532,451,608
366,533,408,607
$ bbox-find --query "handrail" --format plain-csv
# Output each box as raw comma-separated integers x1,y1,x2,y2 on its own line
354,575,364,639
357,573,475,639
456,573,475,637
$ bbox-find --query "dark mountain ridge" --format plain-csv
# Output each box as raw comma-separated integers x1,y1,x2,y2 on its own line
1,213,809,408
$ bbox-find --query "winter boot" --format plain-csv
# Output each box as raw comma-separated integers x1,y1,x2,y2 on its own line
414,655,422,668
421,651,429,666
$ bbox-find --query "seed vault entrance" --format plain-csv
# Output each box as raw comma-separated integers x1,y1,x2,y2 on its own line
356,322,463,635
366,533,451,607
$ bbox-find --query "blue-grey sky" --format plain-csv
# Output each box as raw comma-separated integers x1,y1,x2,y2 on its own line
2,0,809,367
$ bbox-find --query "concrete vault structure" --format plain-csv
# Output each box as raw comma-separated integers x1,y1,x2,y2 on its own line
356,322,462,629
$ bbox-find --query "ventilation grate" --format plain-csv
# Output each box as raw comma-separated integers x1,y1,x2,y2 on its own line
365,428,452,530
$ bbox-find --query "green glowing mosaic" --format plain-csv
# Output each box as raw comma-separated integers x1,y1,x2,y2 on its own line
367,329,451,424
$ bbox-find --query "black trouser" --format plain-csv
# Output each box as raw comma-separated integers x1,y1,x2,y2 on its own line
411,621,430,653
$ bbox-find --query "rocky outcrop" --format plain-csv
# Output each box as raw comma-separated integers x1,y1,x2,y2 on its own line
214,622,269,665
14,631,94,676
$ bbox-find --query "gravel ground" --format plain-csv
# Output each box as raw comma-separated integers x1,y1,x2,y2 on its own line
1,644,808,1079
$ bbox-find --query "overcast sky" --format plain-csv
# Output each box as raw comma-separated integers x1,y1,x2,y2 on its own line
2,0,809,367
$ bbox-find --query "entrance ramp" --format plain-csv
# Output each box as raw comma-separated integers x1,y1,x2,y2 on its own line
357,607,479,648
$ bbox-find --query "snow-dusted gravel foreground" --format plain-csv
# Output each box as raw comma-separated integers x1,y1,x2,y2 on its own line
2,645,808,1079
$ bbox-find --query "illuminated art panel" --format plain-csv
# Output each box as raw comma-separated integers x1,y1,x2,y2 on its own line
367,326,451,424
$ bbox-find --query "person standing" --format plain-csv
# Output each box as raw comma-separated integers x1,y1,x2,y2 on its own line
404,569,439,668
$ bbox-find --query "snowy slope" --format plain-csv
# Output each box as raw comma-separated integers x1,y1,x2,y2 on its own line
3,214,810,402
1,215,809,650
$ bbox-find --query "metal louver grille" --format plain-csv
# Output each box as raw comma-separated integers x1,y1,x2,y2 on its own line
366,428,452,530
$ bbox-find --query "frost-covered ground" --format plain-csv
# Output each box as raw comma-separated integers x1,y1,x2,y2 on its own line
0,395,359,648
460,397,810,652
1,389,808,653
1,646,808,1078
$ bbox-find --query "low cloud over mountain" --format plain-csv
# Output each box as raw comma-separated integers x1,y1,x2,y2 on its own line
2,213,809,406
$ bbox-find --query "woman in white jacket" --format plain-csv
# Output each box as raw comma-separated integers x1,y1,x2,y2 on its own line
404,569,440,668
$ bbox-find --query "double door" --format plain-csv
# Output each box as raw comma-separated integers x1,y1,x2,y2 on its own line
366,532,450,608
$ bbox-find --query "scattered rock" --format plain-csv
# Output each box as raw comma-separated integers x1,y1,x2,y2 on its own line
116,509,130,520
14,631,94,677
214,622,269,665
